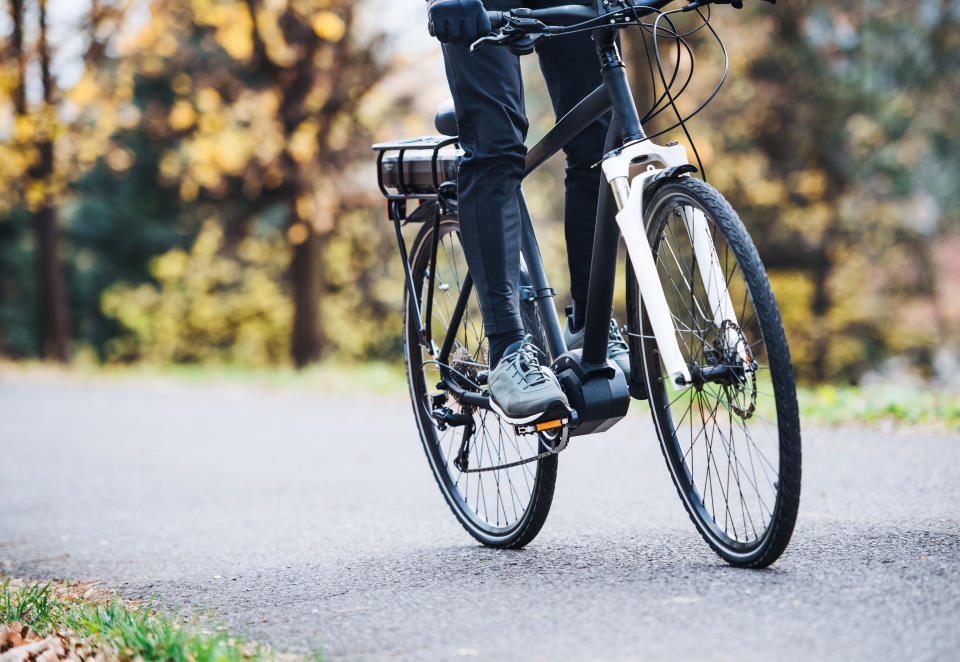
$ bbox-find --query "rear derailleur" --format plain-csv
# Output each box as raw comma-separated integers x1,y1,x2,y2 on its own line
430,401,476,472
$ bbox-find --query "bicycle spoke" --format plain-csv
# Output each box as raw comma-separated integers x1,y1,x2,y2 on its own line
639,187,794,554
407,220,550,539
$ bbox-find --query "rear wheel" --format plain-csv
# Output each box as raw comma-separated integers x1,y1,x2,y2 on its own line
404,214,556,548
626,177,801,568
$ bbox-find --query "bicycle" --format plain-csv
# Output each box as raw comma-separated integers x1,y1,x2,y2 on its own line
373,0,800,568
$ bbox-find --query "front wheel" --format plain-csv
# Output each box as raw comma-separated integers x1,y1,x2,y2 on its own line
626,177,802,568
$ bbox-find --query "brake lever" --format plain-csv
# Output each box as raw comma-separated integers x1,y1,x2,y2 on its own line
469,17,548,53
470,31,511,53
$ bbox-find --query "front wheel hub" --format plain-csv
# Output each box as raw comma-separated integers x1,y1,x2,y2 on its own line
688,321,759,419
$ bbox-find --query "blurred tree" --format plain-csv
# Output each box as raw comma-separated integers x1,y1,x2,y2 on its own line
627,1,960,382
66,126,195,357
3,0,955,379
0,0,133,359
126,0,387,366
101,220,292,365
5,0,69,360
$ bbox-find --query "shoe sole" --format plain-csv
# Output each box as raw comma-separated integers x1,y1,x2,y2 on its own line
489,396,571,426
488,398,546,425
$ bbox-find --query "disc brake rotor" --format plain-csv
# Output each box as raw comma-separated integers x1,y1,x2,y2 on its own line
717,319,758,420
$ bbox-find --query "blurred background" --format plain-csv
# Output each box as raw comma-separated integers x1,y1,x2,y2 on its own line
0,0,957,391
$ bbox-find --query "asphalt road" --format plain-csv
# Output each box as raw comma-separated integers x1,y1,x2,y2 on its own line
1,374,958,662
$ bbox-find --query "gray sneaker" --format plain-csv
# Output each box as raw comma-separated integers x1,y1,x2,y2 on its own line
488,335,570,425
564,314,631,379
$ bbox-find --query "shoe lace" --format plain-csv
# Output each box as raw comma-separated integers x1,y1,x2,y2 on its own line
608,319,629,358
505,339,547,388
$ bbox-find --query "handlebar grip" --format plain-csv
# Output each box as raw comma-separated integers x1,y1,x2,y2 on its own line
430,10,503,40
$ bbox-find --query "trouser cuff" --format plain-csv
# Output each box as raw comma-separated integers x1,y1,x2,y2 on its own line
482,318,524,338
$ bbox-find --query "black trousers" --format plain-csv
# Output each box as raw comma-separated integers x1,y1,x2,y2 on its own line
441,3,610,337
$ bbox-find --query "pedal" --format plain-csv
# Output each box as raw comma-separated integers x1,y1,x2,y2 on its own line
516,411,575,455
515,417,568,436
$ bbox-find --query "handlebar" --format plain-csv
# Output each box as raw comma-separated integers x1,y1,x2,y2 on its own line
487,0,677,31
489,0,776,30
466,1,676,52
430,1,773,50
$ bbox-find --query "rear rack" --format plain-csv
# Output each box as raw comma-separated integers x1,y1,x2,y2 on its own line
372,135,461,201
373,135,463,364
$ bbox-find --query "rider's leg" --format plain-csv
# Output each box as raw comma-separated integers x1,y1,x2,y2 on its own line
440,27,527,368
441,7,568,422
535,29,611,332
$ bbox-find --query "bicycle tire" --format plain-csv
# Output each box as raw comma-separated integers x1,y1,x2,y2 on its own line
626,177,801,568
404,214,556,548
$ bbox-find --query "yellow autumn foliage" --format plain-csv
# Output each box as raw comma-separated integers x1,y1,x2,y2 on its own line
311,11,346,42
168,100,197,131
101,222,294,366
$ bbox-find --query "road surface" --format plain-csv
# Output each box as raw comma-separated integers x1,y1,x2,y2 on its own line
1,374,958,661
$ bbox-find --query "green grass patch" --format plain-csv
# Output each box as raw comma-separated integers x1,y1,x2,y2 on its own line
1,578,322,662
1,580,62,634
1,359,408,398
127,361,408,397
797,383,960,431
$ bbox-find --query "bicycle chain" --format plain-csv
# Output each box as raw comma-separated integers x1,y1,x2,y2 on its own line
457,425,570,474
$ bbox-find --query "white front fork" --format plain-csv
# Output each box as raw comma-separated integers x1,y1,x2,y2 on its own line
601,139,741,390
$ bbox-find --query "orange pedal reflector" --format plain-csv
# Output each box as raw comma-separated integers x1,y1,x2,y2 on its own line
535,419,564,432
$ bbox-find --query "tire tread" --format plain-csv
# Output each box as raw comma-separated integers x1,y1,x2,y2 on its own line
632,177,801,568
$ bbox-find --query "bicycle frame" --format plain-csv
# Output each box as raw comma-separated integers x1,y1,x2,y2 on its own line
404,17,740,430
381,0,799,568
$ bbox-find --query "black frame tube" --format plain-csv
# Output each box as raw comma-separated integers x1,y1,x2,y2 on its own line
423,204,442,352
392,202,425,347
429,15,652,408
436,272,490,409
581,116,623,367
518,191,566,360
524,83,611,176
596,32,646,142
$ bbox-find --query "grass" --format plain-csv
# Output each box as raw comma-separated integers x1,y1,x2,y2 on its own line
1,580,62,634
796,382,960,431
0,359,408,398
0,578,321,662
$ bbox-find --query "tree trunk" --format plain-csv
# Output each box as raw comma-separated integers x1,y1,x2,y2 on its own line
33,203,70,361
290,228,322,367
30,0,70,361
9,0,25,113
808,232,836,383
